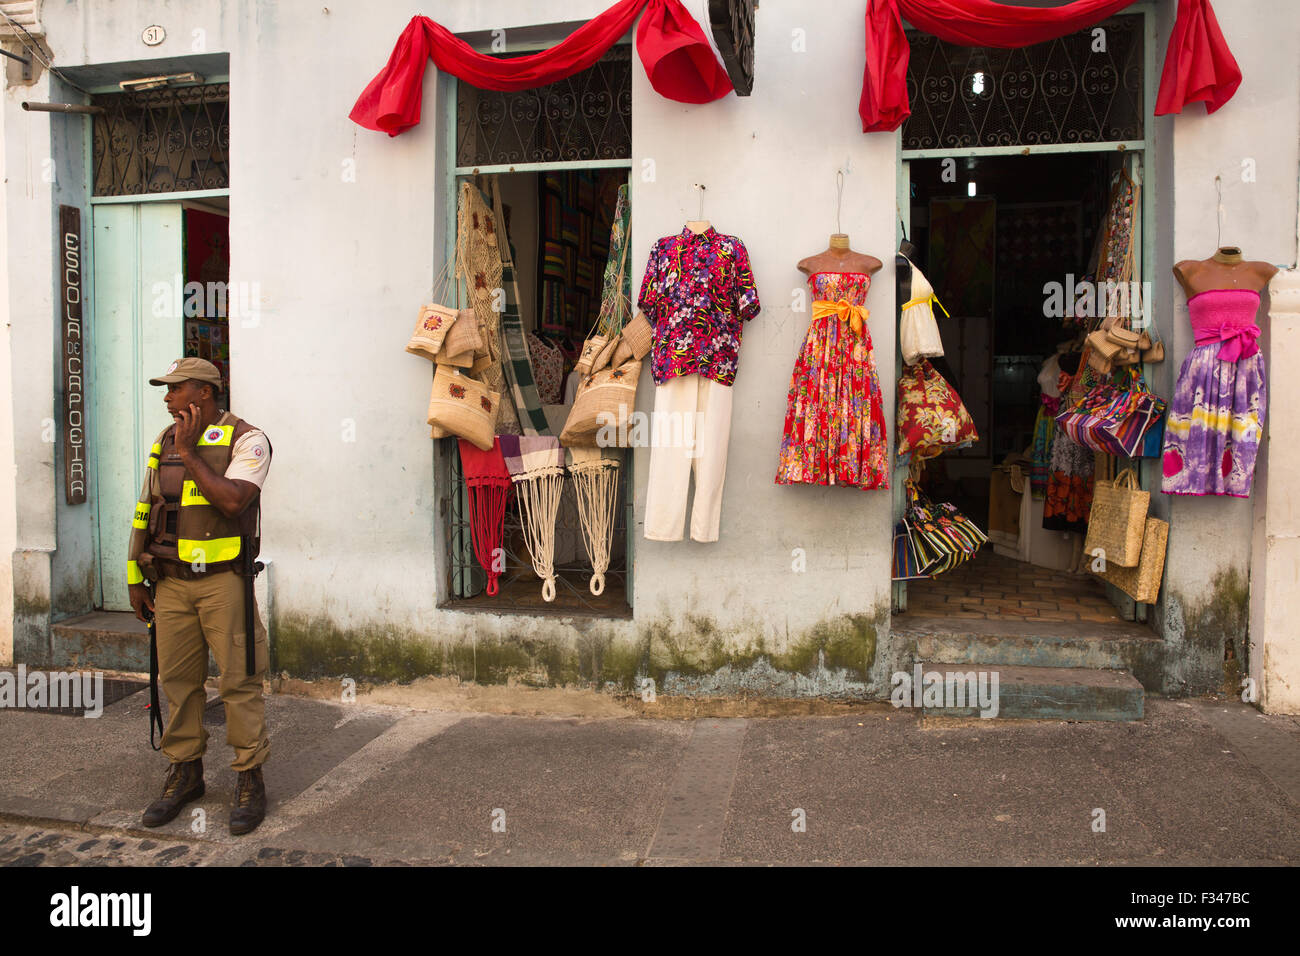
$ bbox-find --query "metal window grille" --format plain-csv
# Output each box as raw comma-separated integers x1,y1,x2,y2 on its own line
902,15,1143,151
456,45,632,168
444,447,632,617
91,82,230,196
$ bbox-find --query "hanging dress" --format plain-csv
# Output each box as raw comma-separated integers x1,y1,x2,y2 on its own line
775,271,890,489
1161,288,1266,496
898,259,947,366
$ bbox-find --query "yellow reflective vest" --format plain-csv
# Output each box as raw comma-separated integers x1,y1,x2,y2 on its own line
127,411,264,583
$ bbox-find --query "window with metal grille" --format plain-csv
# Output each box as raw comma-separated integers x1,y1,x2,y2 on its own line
443,447,633,617
902,15,1143,151
91,82,229,196
456,45,631,168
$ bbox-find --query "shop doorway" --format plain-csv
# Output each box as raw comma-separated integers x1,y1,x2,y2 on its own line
87,79,231,610
890,9,1156,627
90,200,230,610
896,154,1142,625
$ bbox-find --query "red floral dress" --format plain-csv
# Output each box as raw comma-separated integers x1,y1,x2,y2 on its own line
775,272,889,489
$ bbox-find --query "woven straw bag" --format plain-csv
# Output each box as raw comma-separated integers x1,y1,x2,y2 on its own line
426,366,499,451
407,253,470,361
1099,516,1168,603
611,311,654,366
1084,467,1149,568
560,358,641,447
439,310,483,365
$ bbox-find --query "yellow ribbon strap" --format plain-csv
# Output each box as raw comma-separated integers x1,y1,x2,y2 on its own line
902,292,950,319
812,299,869,335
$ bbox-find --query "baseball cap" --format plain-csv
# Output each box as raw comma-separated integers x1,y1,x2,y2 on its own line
149,357,223,388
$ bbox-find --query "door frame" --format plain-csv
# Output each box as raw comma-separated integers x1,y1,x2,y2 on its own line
85,188,230,608
891,5,1157,617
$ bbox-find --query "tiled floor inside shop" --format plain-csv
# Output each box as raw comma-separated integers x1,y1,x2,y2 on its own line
901,548,1127,623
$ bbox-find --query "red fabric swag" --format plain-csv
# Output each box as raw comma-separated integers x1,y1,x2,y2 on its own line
351,0,731,136
1155,0,1241,115
861,0,1242,132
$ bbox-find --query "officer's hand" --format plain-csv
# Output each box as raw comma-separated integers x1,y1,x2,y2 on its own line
174,403,203,451
129,583,155,623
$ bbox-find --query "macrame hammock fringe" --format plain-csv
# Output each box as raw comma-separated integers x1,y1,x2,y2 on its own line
570,456,621,596
500,436,566,603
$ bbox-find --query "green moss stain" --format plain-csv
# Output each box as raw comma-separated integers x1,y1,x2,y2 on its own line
268,604,887,698
1165,567,1251,696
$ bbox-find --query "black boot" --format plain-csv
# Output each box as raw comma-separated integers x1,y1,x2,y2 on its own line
229,767,266,836
141,758,205,827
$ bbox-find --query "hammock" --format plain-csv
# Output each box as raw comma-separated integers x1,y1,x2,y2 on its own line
568,447,622,595
458,438,512,596
499,435,566,602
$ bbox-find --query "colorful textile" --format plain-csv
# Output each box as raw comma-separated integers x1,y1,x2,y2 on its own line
597,183,633,336
896,359,977,467
637,226,761,386
1188,288,1262,361
1055,369,1166,459
775,272,889,490
1030,404,1055,499
350,1,731,136
458,439,513,596
860,0,1240,132
498,434,565,479
1042,429,1094,534
1161,296,1266,497
528,333,565,405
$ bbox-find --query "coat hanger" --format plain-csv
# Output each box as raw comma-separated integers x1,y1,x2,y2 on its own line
686,184,711,234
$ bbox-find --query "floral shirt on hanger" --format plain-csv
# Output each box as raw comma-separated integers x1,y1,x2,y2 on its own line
638,226,761,386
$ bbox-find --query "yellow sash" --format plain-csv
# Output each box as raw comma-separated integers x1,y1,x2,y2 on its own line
813,298,869,335
901,291,951,318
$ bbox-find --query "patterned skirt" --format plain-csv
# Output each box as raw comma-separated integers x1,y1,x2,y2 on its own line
1042,429,1094,534
775,315,890,489
1161,346,1266,497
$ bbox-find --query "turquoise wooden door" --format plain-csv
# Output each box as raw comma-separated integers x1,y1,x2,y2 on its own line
92,203,184,610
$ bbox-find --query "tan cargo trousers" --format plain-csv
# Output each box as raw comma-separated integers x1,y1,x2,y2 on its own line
154,570,270,771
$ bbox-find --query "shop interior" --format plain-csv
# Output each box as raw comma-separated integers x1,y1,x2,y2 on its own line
181,200,231,401
900,152,1134,623
445,168,633,615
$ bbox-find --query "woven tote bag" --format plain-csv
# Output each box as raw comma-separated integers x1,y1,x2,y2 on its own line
1099,516,1169,603
1084,467,1149,568
426,366,499,451
559,358,641,448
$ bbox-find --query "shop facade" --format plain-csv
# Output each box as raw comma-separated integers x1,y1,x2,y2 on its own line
2,0,1298,713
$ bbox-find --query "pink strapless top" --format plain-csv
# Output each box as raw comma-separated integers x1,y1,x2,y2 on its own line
1188,288,1262,362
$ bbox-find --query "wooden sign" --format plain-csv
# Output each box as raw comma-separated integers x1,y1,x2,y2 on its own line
708,0,756,96
59,205,87,505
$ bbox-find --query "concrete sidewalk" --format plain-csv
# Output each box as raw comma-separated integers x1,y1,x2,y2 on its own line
1,681,1298,866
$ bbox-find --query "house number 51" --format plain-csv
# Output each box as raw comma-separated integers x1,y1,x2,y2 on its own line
141,25,166,46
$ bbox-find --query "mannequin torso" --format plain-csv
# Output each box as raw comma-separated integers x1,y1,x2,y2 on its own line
1173,247,1277,298
798,234,883,278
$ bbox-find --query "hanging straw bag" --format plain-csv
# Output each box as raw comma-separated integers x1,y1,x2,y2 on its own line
426,366,500,451
407,253,475,362
437,311,484,368
1083,467,1149,568
1098,516,1168,603
559,342,641,447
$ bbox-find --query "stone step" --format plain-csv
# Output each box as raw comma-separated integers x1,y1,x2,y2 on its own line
908,663,1145,722
893,615,1163,686
50,611,149,671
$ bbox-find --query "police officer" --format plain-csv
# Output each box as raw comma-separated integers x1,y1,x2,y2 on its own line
126,358,273,835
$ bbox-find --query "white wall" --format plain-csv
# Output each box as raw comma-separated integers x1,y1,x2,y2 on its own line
5,0,1295,702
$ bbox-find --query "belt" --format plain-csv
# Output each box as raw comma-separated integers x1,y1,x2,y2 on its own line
901,291,951,318
1194,323,1260,362
813,298,869,335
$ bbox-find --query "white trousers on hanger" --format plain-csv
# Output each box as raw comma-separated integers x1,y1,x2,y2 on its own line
644,373,733,543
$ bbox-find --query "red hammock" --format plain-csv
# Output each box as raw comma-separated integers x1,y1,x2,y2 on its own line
458,438,513,596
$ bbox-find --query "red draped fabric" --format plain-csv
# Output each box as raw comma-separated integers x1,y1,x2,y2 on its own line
861,0,1242,132
350,0,731,136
